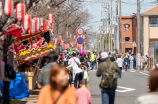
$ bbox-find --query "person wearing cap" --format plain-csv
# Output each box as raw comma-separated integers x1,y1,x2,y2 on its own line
96,52,120,104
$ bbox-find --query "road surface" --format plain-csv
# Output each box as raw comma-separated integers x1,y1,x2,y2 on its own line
89,70,149,104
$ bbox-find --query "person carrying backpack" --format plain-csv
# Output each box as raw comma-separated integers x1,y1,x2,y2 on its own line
96,52,120,104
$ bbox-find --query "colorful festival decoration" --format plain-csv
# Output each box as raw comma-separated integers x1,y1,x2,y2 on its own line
29,19,36,35
54,38,58,45
67,44,70,49
63,44,67,50
74,35,76,39
39,18,44,31
48,13,54,23
23,14,31,31
66,32,68,38
33,17,39,32
70,42,74,47
59,36,62,42
60,40,63,46
4,0,13,16
70,34,72,38
15,2,25,22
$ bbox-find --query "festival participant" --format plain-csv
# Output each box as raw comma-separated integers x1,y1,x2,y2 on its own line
77,80,91,104
37,66,76,104
67,53,83,88
90,52,95,70
116,55,123,78
96,52,120,104
38,51,58,86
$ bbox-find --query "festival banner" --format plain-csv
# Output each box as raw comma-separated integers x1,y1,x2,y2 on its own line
8,31,54,60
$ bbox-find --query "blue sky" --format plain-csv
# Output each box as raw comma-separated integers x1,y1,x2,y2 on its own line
84,0,158,31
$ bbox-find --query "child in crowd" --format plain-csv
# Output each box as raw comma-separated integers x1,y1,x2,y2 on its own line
81,66,89,82
77,80,92,104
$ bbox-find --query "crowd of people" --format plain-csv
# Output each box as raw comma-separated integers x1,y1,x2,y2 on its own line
1,50,154,104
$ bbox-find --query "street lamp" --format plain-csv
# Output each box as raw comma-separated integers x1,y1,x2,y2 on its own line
124,24,130,53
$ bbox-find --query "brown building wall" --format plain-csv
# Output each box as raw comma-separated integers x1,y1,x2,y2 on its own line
121,16,137,53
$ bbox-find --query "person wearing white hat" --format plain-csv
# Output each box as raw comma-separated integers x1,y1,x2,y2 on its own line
96,52,120,104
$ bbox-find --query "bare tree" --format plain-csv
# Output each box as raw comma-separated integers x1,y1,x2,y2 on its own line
0,0,90,60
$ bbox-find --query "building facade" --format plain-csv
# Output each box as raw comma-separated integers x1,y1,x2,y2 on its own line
142,6,158,56
120,15,137,53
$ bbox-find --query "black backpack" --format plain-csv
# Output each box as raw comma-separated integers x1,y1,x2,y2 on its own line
5,64,16,80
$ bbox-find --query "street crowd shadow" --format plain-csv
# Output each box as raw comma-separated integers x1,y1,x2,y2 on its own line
17,101,27,104
30,90,40,95
91,94,101,98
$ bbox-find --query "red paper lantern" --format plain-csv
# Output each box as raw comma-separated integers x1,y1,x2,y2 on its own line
43,22,46,31
66,32,68,38
16,2,25,22
36,17,40,31
39,18,44,31
70,43,74,47
60,40,63,46
23,14,31,31
70,34,72,38
28,28,34,35
4,0,13,16
59,36,62,42
45,20,49,30
48,13,54,23
30,19,36,35
63,44,67,50
33,17,39,32
74,35,76,39
54,38,58,45
67,44,70,49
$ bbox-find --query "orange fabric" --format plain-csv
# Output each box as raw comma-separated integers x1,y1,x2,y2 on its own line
37,85,77,104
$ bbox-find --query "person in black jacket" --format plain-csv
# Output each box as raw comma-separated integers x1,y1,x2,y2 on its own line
80,54,85,63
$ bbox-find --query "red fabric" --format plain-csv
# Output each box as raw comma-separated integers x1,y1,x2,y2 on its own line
1,27,22,40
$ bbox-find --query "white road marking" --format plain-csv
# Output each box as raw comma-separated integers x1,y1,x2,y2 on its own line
140,72,150,76
116,86,136,93
130,71,136,72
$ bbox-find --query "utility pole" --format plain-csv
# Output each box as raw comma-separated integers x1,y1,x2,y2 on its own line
110,0,113,52
137,0,141,71
108,0,110,52
116,0,119,52
106,8,108,52
119,0,122,53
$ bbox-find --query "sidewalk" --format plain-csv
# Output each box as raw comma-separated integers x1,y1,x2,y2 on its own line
17,89,39,104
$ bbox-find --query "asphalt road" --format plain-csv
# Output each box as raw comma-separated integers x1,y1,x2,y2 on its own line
89,70,149,104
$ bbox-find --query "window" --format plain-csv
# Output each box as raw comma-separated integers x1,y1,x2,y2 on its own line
151,18,158,24
125,37,130,42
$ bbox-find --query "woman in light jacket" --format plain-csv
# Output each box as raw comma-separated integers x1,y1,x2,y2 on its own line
116,55,123,78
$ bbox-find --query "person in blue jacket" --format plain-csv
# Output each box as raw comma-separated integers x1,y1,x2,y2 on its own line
123,56,129,71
